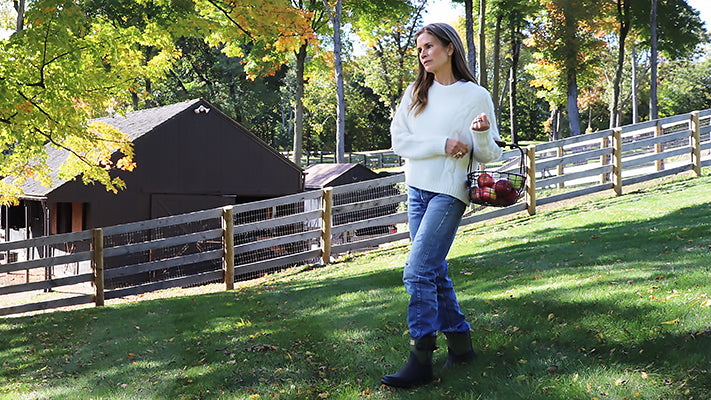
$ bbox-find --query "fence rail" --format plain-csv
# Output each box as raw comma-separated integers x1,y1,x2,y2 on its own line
1,110,710,316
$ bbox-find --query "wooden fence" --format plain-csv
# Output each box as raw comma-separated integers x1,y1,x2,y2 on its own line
284,149,404,169
1,110,709,316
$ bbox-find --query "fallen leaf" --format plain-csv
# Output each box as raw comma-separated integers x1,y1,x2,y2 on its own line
661,318,679,325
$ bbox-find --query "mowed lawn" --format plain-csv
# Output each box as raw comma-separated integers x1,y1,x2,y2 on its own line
1,172,710,400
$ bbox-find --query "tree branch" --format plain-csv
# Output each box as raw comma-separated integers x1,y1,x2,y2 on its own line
205,0,253,39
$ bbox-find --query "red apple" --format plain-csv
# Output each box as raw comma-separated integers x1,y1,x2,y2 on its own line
481,187,497,202
470,187,484,202
503,190,519,204
477,173,495,188
494,179,514,196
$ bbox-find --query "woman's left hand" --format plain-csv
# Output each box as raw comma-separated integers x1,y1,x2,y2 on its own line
471,113,490,131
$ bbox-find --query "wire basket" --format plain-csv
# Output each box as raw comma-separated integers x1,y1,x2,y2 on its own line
466,141,526,207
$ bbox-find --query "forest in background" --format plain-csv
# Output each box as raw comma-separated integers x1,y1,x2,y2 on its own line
0,0,709,202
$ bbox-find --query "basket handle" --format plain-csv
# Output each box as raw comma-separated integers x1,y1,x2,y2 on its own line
468,140,526,176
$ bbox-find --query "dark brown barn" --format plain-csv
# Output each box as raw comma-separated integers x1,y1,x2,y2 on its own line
2,98,304,240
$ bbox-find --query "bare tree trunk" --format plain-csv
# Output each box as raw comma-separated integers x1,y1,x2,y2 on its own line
631,44,639,123
465,0,476,74
14,0,25,31
611,0,630,129
509,25,521,143
322,0,345,162
292,43,308,166
549,104,561,141
649,0,658,120
567,72,582,136
478,0,487,87
493,14,502,126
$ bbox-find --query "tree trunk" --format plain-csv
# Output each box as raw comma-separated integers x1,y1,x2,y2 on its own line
567,71,582,136
493,14,502,126
465,0,476,74
292,42,308,166
549,104,560,141
631,44,639,123
509,25,521,143
478,0,487,87
322,0,345,162
649,0,658,120
611,0,630,129
14,0,25,31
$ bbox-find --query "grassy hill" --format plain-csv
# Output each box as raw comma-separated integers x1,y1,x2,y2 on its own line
1,172,710,400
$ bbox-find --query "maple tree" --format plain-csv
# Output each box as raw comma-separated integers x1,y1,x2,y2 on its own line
0,0,181,205
197,0,328,165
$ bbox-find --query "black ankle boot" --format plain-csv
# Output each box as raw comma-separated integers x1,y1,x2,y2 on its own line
443,331,476,369
381,335,437,388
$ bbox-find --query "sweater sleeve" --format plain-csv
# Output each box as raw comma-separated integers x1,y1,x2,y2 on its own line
390,87,448,160
470,93,503,164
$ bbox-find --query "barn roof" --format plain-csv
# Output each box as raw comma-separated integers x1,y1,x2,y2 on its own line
304,163,379,189
16,99,294,198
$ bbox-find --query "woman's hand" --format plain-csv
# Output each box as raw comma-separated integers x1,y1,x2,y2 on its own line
471,113,490,132
445,138,469,159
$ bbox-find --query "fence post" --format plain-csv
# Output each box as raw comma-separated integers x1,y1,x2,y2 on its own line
601,135,611,184
655,122,664,171
613,128,623,196
321,188,333,264
557,146,564,189
222,206,235,291
92,228,104,307
691,111,702,176
526,145,536,216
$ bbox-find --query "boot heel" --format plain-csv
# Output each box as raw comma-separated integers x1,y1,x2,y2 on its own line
443,331,476,370
381,336,437,388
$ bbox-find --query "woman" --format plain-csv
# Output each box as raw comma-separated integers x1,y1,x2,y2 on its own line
382,23,503,388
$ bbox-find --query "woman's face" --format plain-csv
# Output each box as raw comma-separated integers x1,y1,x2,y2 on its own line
416,32,453,80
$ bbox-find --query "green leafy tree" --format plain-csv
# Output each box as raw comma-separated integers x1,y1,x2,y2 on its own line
303,57,391,153
196,0,328,165
658,57,711,116
0,0,179,204
351,0,425,114
526,0,610,137
147,36,291,149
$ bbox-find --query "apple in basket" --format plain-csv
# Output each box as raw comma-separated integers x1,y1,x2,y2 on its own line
494,179,514,196
481,187,497,202
503,189,519,204
508,174,524,190
477,173,495,188
470,187,484,202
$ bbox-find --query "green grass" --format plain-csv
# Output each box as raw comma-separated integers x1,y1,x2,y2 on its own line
1,172,710,400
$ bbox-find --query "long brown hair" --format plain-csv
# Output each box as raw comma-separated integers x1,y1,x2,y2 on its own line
410,23,477,115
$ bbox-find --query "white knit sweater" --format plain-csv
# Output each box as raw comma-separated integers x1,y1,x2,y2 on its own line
391,80,503,204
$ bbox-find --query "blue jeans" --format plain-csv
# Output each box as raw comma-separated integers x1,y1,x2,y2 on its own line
404,187,471,339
